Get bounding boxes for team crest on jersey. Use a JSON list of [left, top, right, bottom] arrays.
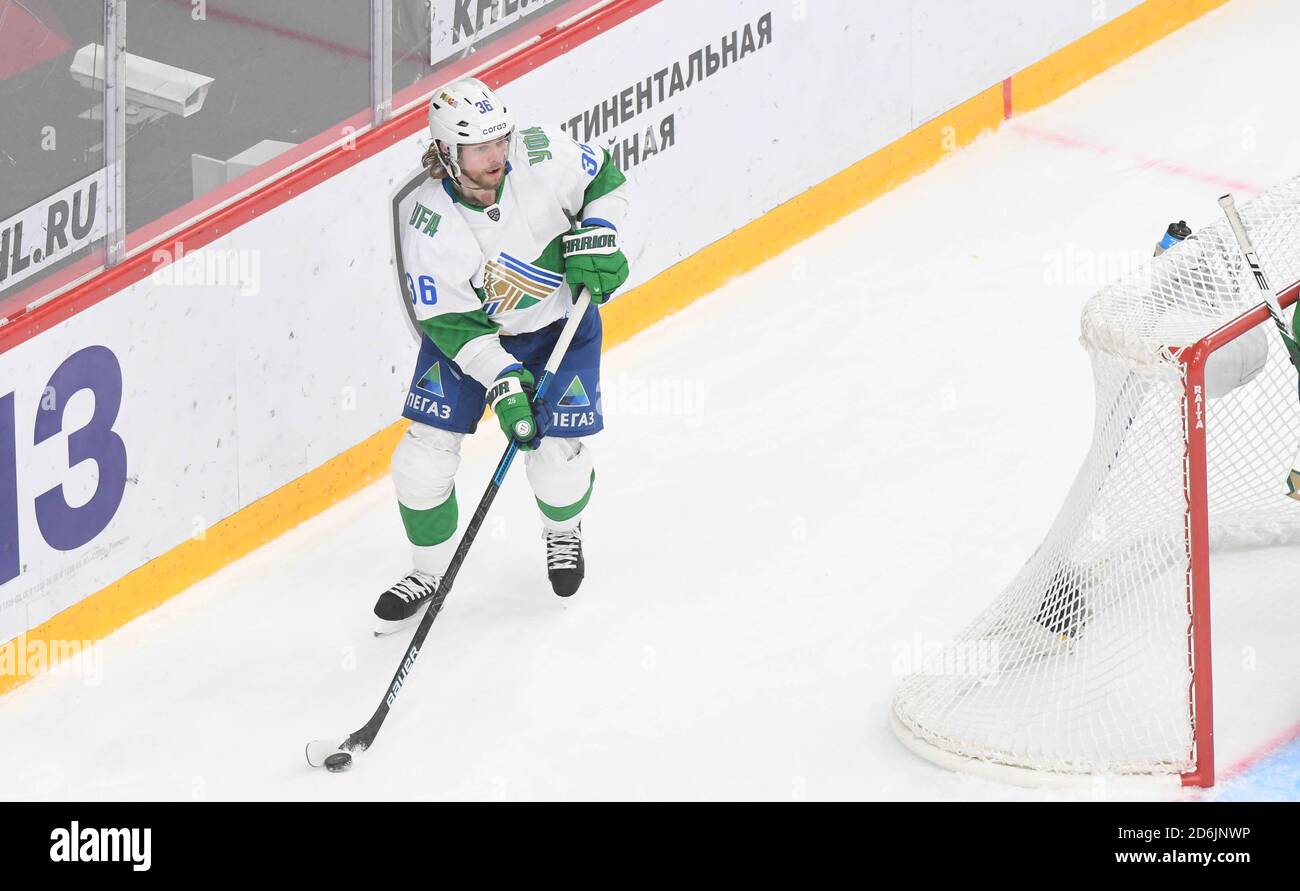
[[416, 360, 445, 397], [481, 252, 563, 316], [486, 205, 501, 222], [557, 375, 590, 407]]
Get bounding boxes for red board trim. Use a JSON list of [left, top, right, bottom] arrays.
[[0, 0, 662, 354]]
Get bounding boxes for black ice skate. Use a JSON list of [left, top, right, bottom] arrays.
[[544, 524, 584, 597], [373, 570, 441, 636]]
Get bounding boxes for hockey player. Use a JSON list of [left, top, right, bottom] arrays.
[[374, 77, 629, 633]]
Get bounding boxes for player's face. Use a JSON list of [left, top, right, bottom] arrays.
[[459, 135, 511, 190]]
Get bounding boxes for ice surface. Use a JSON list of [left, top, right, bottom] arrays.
[[1, 0, 1297, 800]]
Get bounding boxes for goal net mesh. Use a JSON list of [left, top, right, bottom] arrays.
[[892, 177, 1300, 778]]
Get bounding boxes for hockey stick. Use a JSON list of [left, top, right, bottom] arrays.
[[305, 290, 594, 771], [1222, 193, 1300, 501], [1218, 193, 1300, 370]]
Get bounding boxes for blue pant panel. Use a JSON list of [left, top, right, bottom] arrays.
[[401, 303, 603, 438]]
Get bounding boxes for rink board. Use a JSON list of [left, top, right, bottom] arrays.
[[0, 0, 1231, 691]]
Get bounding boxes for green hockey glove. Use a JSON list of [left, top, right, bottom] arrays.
[[562, 224, 628, 304], [487, 365, 547, 450]]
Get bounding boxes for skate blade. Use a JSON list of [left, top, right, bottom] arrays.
[[372, 613, 422, 637]]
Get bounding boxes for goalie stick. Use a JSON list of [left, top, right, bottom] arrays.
[[1218, 193, 1300, 501], [1218, 193, 1300, 369], [305, 290, 594, 771]]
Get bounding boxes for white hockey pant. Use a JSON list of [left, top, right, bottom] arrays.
[[391, 422, 594, 576]]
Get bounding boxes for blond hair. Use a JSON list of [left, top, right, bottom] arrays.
[[422, 142, 448, 181]]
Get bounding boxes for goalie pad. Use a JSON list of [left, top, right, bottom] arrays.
[[1204, 323, 1268, 399]]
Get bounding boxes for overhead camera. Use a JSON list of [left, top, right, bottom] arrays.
[[70, 43, 214, 121]]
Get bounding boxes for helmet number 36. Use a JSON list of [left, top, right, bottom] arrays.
[[475, 99, 494, 113]]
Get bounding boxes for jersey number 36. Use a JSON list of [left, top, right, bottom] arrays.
[[406, 273, 437, 306], [579, 143, 598, 176]]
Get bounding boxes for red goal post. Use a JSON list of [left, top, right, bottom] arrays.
[[1181, 280, 1300, 787]]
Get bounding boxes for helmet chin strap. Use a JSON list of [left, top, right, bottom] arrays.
[[437, 140, 465, 188]]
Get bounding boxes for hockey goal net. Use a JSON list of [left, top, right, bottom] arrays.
[[891, 177, 1300, 788]]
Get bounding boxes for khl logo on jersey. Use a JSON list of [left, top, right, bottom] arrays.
[[481, 252, 562, 316]]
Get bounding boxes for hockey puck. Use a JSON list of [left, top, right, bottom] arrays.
[[324, 752, 353, 773]]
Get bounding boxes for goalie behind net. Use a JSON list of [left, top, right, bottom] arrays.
[[891, 176, 1300, 787]]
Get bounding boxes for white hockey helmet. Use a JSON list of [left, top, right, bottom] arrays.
[[427, 77, 514, 186]]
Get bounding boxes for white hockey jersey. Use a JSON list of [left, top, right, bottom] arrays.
[[397, 123, 628, 388]]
